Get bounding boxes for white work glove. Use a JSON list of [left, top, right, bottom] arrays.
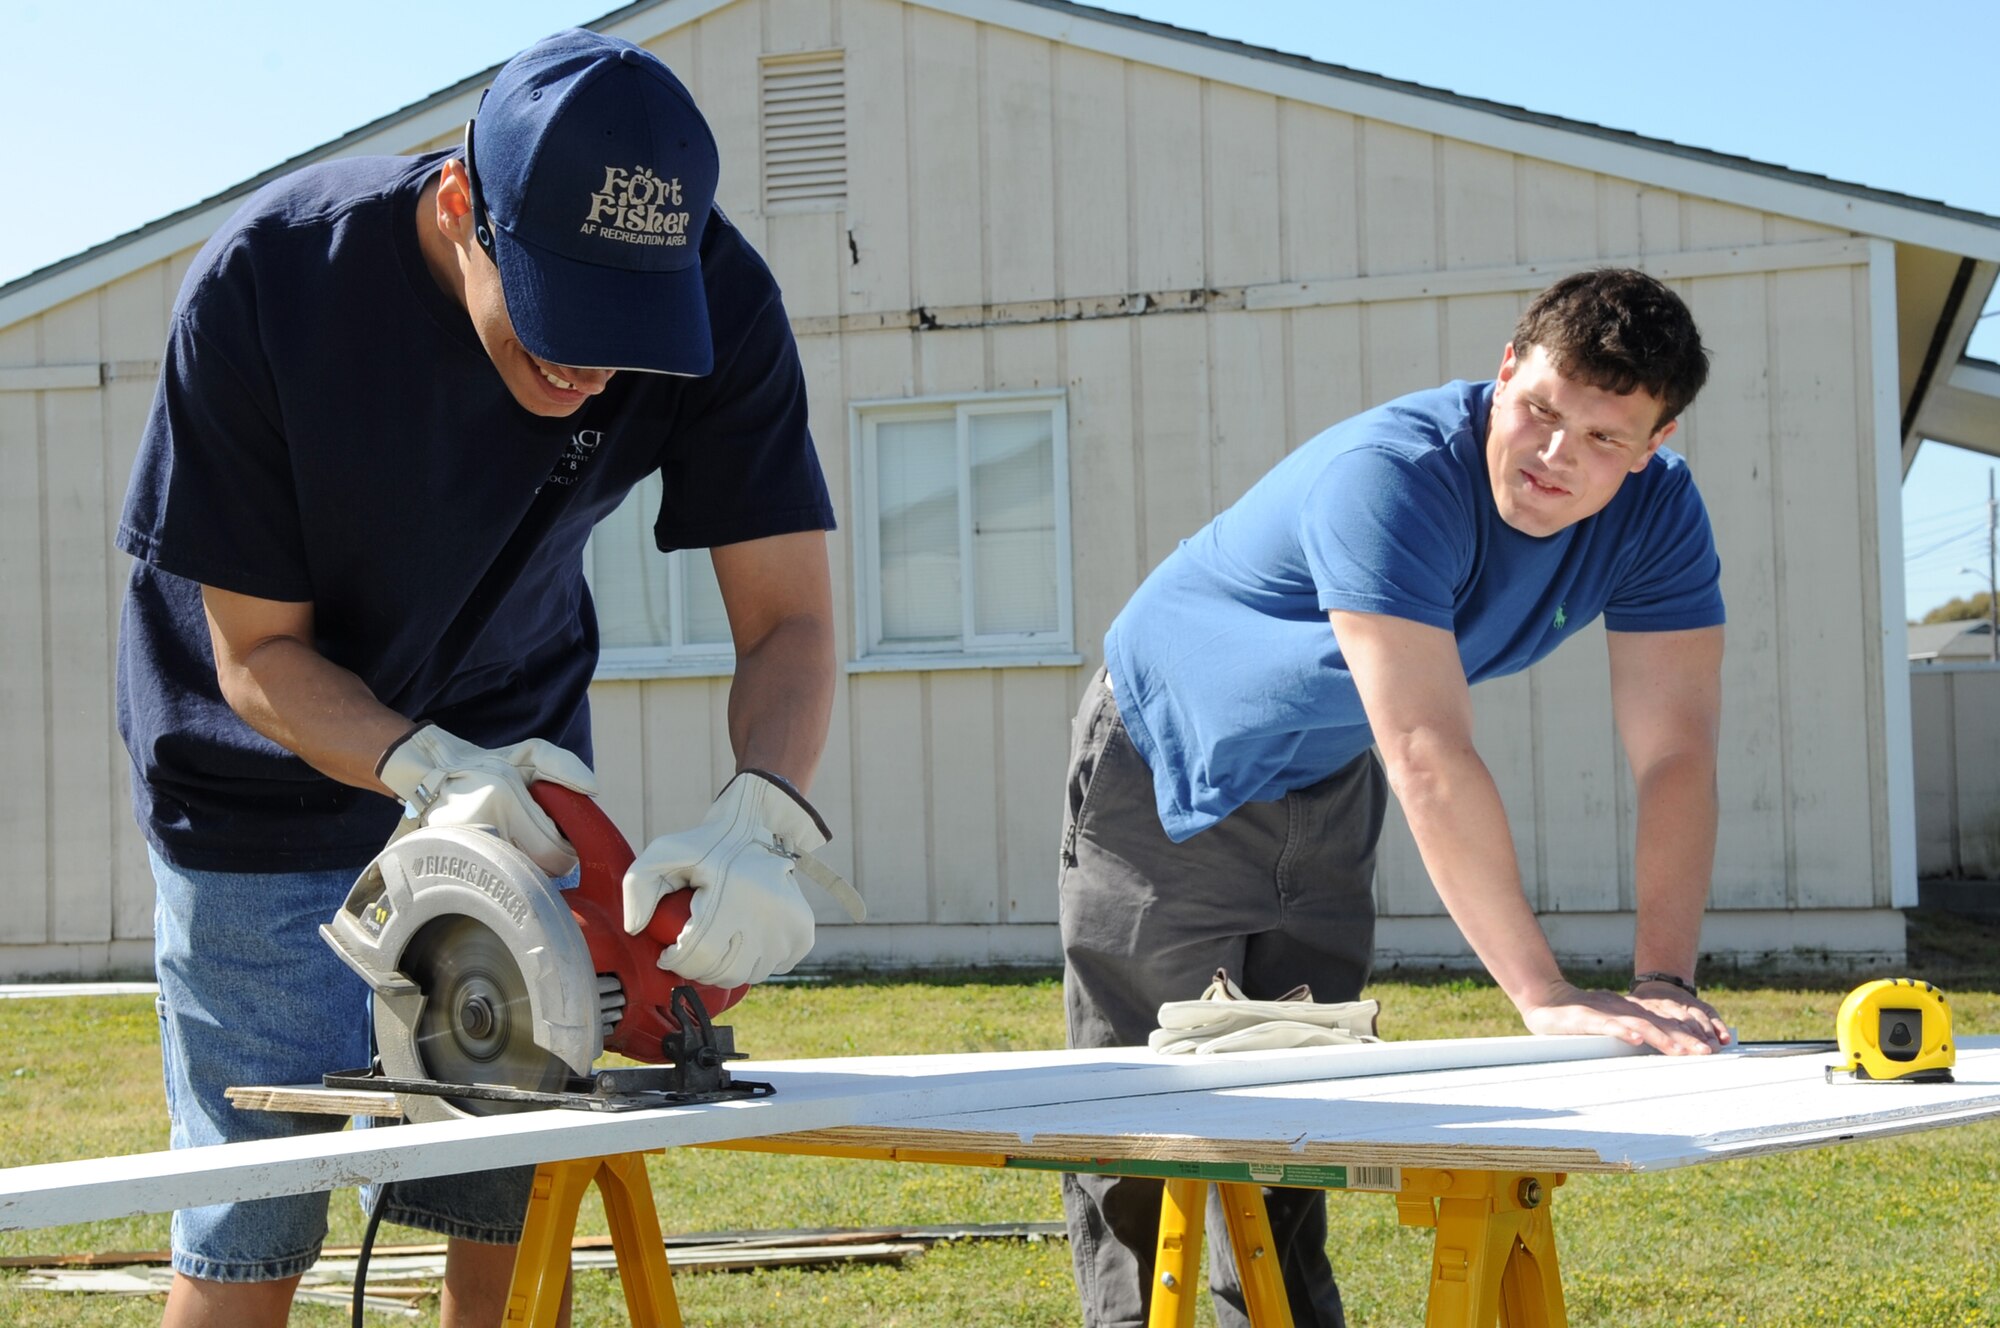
[[622, 770, 865, 988], [377, 723, 599, 876], [1150, 968, 1382, 1055]]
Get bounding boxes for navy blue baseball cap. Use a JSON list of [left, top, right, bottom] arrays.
[[465, 29, 718, 375]]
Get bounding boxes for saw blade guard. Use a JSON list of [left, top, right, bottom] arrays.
[[321, 822, 603, 1096], [527, 782, 748, 1062]]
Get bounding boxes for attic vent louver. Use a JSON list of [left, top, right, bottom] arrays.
[[761, 51, 847, 210]]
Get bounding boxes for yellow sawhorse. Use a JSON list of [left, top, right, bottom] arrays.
[[499, 1144, 1567, 1328]]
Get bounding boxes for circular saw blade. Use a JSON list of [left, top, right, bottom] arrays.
[[389, 914, 570, 1115]]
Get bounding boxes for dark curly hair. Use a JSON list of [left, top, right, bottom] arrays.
[[1512, 269, 1710, 428]]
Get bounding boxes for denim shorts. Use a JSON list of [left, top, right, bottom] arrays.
[[150, 847, 547, 1282]]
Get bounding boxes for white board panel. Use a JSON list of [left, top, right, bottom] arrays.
[[641, 678, 722, 843], [1134, 315, 1212, 570], [1059, 318, 1139, 655], [587, 680, 647, 846], [693, 0, 765, 237], [1051, 45, 1129, 298], [1358, 120, 1435, 275], [1205, 310, 1287, 509], [1907, 671, 1955, 877], [0, 389, 47, 944], [917, 326, 984, 397], [981, 27, 1057, 304], [1000, 667, 1070, 925], [1202, 83, 1280, 289], [1952, 673, 2000, 876], [928, 670, 1001, 923], [840, 0, 913, 312], [1439, 140, 1516, 270], [907, 6, 984, 310], [763, 0, 833, 51], [1286, 305, 1367, 451], [849, 674, 931, 922], [1768, 267, 1876, 906], [1126, 64, 1205, 293], [41, 297, 113, 946], [1684, 273, 1787, 908], [1277, 102, 1359, 284], [764, 210, 843, 320]]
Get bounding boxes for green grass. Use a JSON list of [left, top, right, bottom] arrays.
[[4, 916, 2000, 1326]]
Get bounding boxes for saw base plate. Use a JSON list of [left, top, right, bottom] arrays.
[[324, 1063, 775, 1113]]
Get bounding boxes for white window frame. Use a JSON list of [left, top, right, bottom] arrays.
[[850, 390, 1078, 672], [583, 498, 737, 681]]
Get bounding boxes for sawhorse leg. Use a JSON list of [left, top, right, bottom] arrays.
[[1396, 1169, 1567, 1328], [1148, 1180, 1295, 1328], [503, 1151, 682, 1328]]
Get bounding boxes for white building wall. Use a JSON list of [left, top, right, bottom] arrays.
[[0, 0, 1911, 977]]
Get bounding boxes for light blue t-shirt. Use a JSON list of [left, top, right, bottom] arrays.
[[1103, 379, 1724, 842]]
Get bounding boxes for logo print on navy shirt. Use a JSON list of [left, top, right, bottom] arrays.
[[1553, 604, 1568, 631], [579, 166, 691, 247], [541, 429, 606, 490]]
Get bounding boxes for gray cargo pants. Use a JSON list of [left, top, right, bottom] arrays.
[[1058, 667, 1387, 1328]]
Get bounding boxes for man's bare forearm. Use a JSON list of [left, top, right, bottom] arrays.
[[1630, 749, 1719, 981], [213, 635, 411, 795], [1386, 736, 1567, 1011], [726, 611, 835, 794]]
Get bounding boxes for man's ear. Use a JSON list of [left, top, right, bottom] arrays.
[[435, 160, 475, 229], [1496, 342, 1520, 384], [1634, 418, 1676, 473]]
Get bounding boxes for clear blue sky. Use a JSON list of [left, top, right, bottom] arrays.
[[3, 0, 1994, 618]]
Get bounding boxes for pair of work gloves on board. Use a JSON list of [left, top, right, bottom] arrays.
[[1151, 968, 1382, 1055], [378, 724, 862, 988]]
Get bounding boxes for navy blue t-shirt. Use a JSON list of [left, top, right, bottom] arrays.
[[116, 151, 835, 871], [1105, 380, 1724, 842]]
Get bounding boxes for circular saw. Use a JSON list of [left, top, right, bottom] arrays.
[[320, 784, 757, 1121]]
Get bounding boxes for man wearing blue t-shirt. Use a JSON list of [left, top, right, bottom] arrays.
[[117, 31, 840, 1328], [1059, 269, 1732, 1328]]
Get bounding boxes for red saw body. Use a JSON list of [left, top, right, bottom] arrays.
[[529, 782, 748, 1061]]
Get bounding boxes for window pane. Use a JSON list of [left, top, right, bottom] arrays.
[[591, 472, 671, 648], [876, 417, 961, 642], [969, 410, 1057, 636], [681, 547, 731, 646]]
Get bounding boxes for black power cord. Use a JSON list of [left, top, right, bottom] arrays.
[[351, 1180, 391, 1328]]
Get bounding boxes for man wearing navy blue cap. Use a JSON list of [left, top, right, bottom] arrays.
[[117, 29, 839, 1327]]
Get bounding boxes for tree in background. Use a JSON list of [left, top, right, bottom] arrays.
[[1921, 592, 1996, 625]]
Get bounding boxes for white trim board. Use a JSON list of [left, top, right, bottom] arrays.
[[0, 1035, 1645, 1232]]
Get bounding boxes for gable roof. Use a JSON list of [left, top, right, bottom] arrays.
[[6, 0, 2000, 333], [1910, 618, 1997, 661]]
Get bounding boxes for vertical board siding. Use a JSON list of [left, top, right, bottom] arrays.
[[929, 670, 1002, 922], [101, 265, 170, 940], [981, 28, 1058, 305], [906, 8, 984, 310], [1277, 103, 1360, 284], [1769, 265, 1877, 906], [1908, 670, 1955, 877], [0, 383, 48, 945], [40, 294, 115, 944], [1061, 317, 1139, 656], [1689, 272, 1789, 907], [1202, 85, 1281, 290], [1127, 65, 1205, 293], [1051, 46, 1129, 299], [1950, 673, 2000, 876], [839, 0, 912, 311]]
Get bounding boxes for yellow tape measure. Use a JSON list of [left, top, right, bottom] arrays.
[[1825, 978, 1955, 1084]]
